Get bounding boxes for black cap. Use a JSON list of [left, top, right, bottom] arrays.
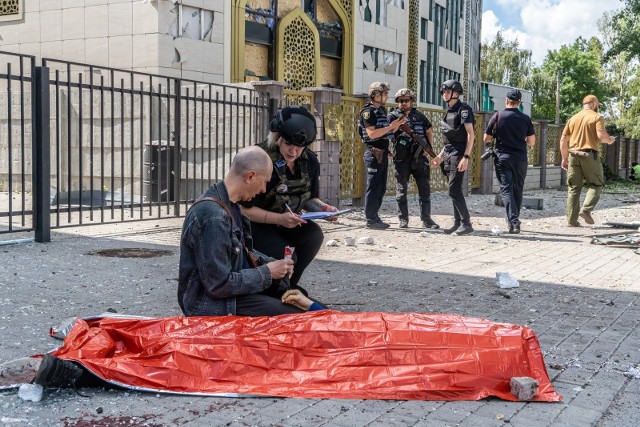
[[506, 89, 522, 101]]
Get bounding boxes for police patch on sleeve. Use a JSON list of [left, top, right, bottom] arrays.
[[460, 109, 469, 119], [363, 111, 370, 120]]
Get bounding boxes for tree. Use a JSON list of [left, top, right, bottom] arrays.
[[480, 31, 533, 88], [540, 37, 607, 123], [608, 0, 640, 62]]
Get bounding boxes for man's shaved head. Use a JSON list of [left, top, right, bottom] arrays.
[[230, 146, 272, 177]]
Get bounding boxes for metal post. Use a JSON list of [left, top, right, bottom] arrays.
[[173, 79, 182, 215], [33, 66, 51, 242], [538, 121, 549, 189]]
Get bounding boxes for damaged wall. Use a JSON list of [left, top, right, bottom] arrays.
[[0, 0, 228, 84]]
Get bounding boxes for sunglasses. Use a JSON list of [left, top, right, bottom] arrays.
[[397, 98, 412, 103]]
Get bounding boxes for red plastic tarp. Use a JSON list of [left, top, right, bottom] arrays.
[[52, 311, 562, 402]]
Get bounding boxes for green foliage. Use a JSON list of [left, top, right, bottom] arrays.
[[480, 31, 533, 88], [540, 37, 608, 123]]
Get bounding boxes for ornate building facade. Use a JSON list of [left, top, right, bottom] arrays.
[[0, 0, 482, 107]]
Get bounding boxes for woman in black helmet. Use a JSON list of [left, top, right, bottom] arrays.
[[431, 80, 475, 235], [241, 106, 338, 295]]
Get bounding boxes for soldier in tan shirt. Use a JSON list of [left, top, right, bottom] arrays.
[[560, 95, 616, 226]]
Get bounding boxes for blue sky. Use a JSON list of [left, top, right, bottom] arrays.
[[481, 0, 625, 66]]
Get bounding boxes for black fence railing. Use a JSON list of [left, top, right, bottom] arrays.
[[0, 51, 36, 236], [1, 52, 270, 241]]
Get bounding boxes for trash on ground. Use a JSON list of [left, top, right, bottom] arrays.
[[496, 272, 520, 289], [623, 366, 640, 379], [325, 240, 339, 247], [357, 236, 374, 245], [591, 234, 640, 246], [18, 383, 43, 402], [344, 237, 356, 246]]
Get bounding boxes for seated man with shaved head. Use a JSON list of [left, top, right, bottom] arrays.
[[178, 146, 323, 316]]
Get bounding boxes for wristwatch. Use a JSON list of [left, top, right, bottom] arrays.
[[463, 154, 470, 159]]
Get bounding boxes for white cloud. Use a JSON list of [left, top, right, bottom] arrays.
[[483, 0, 624, 66]]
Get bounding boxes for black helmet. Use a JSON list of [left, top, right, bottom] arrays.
[[269, 106, 316, 147], [440, 80, 463, 95]]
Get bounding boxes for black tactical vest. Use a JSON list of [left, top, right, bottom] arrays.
[[440, 103, 469, 146], [358, 103, 391, 150], [258, 141, 312, 213]]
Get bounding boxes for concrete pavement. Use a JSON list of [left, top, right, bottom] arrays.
[[0, 189, 639, 426]]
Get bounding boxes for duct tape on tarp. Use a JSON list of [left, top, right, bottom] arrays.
[[51, 311, 562, 402]]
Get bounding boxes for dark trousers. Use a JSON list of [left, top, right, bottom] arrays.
[[250, 220, 324, 290], [494, 158, 528, 226], [236, 294, 305, 316], [364, 149, 389, 222], [445, 152, 471, 225], [394, 157, 432, 221]]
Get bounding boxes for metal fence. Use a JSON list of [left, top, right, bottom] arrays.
[[0, 51, 35, 236], [0, 52, 270, 240]]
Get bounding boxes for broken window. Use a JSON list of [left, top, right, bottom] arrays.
[[168, 4, 215, 42], [363, 45, 402, 76]]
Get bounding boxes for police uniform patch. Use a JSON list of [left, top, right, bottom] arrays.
[[276, 183, 288, 193], [461, 109, 469, 119], [363, 111, 370, 120]]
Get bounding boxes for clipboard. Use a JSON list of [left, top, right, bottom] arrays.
[[299, 209, 352, 220]]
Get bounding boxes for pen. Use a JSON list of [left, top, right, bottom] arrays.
[[284, 204, 302, 227]]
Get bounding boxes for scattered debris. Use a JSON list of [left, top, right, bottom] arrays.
[[510, 376, 539, 400], [496, 413, 505, 420], [18, 383, 43, 402], [591, 234, 640, 246], [387, 244, 397, 249], [496, 272, 520, 289], [325, 240, 339, 247], [368, 281, 378, 286], [357, 236, 375, 245], [623, 366, 640, 379], [491, 225, 503, 235], [344, 237, 356, 246], [419, 231, 431, 238], [549, 363, 566, 370]]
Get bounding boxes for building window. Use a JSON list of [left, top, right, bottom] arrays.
[[363, 45, 402, 76], [0, 0, 22, 23], [420, 18, 427, 40]]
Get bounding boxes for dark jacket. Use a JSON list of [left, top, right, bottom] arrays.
[[178, 181, 273, 316]]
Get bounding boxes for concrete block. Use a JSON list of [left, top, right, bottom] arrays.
[[133, 1, 159, 35], [40, 9, 63, 42], [41, 41, 63, 59], [109, 1, 133, 37], [63, 0, 85, 8], [62, 7, 85, 40], [85, 5, 108, 39], [20, 12, 41, 44], [62, 38, 86, 63], [495, 194, 543, 210], [25, 0, 41, 13], [510, 376, 539, 400], [84, 37, 109, 67], [132, 34, 159, 68], [41, 1, 62, 12], [108, 35, 133, 69]]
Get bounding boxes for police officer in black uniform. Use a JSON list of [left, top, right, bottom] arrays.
[[432, 80, 475, 235], [388, 88, 439, 229], [358, 82, 406, 229], [483, 89, 535, 234], [241, 106, 338, 293]]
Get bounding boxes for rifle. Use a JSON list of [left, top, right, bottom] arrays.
[[394, 112, 437, 159]]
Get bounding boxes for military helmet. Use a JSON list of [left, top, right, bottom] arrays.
[[269, 106, 316, 147], [368, 81, 391, 99], [440, 79, 464, 95], [394, 88, 417, 102]]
